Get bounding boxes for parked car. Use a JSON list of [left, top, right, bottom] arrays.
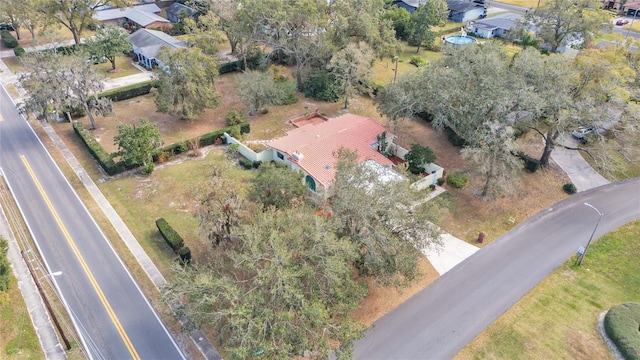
[[571, 126, 593, 144], [616, 19, 629, 26], [85, 55, 108, 65], [0, 24, 15, 31]]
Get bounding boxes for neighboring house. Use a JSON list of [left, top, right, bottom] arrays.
[[392, 0, 428, 13], [446, 0, 486, 22], [94, 4, 170, 30], [128, 29, 187, 69], [165, 3, 199, 23], [469, 13, 523, 38], [623, 1, 640, 16]]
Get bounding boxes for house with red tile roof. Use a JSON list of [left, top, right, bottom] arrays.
[[224, 113, 444, 195], [266, 113, 396, 193]]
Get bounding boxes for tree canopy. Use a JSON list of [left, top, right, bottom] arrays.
[[527, 0, 609, 52], [19, 50, 111, 129], [155, 47, 220, 120], [113, 118, 163, 174], [408, 0, 449, 52], [85, 26, 132, 71], [38, 0, 130, 45]]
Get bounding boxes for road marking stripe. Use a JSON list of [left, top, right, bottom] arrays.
[[20, 154, 141, 360], [0, 114, 3, 121]]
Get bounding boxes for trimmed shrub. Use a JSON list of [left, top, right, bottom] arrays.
[[140, 163, 155, 175], [428, 184, 436, 191], [436, 177, 445, 186], [252, 160, 262, 169], [0, 237, 10, 291], [301, 70, 340, 102], [73, 122, 124, 175], [447, 171, 469, 189], [155, 218, 184, 252], [280, 93, 299, 105], [228, 125, 242, 139], [54, 44, 86, 55], [1, 30, 18, 48], [13, 47, 25, 57], [446, 127, 467, 147], [98, 80, 157, 102], [240, 122, 250, 134], [516, 152, 541, 173], [409, 55, 426, 67], [63, 104, 87, 119], [239, 157, 253, 169], [563, 183, 577, 194], [217, 52, 265, 75], [604, 302, 640, 360], [199, 130, 227, 147], [225, 109, 247, 126], [177, 247, 192, 265]]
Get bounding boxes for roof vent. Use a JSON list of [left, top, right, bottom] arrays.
[[292, 152, 304, 161], [324, 165, 331, 170]]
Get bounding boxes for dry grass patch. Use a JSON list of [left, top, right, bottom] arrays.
[[351, 257, 440, 326], [1, 57, 22, 73], [4, 83, 21, 99]]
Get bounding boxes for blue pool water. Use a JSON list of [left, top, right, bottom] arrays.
[[444, 35, 478, 45]]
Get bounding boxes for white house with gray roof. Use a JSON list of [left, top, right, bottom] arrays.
[[94, 4, 169, 29], [469, 13, 522, 38], [128, 29, 187, 69]]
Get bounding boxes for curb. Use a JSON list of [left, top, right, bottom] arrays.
[[597, 310, 625, 360], [41, 123, 222, 359]]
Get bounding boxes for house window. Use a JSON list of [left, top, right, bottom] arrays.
[[277, 152, 284, 160]]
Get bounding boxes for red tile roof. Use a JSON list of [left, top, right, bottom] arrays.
[[267, 114, 394, 187]]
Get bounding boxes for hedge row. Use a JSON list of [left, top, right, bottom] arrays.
[[516, 151, 541, 173], [217, 52, 265, 75], [156, 218, 192, 264], [97, 80, 158, 102], [153, 122, 250, 162], [75, 120, 250, 175], [604, 302, 640, 360], [0, 30, 17, 48], [155, 218, 184, 251], [73, 122, 124, 175]]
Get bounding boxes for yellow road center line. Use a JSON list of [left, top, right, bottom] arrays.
[[20, 155, 140, 360]]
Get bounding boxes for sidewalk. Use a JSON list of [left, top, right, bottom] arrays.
[[40, 124, 222, 359], [0, 199, 66, 360], [0, 57, 221, 358]]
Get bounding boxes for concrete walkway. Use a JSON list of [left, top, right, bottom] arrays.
[[551, 136, 610, 192]]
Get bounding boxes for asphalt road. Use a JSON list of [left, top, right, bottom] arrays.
[[354, 178, 640, 359], [0, 87, 185, 358]]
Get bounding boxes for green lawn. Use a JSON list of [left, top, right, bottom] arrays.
[[98, 148, 257, 271], [94, 56, 142, 79], [0, 55, 140, 79], [0, 268, 43, 359], [456, 220, 640, 360]]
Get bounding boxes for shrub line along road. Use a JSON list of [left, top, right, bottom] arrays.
[[353, 177, 640, 359], [0, 85, 186, 359]]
